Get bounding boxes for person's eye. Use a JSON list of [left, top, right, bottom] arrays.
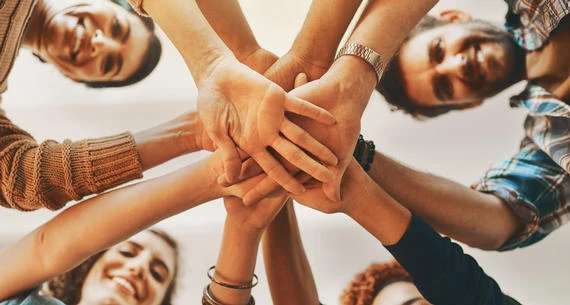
[[150, 268, 166, 283], [434, 38, 445, 63], [439, 75, 453, 101], [119, 250, 135, 257], [111, 18, 122, 38], [103, 55, 115, 74]]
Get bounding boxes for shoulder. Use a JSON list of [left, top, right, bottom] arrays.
[[0, 288, 65, 305]]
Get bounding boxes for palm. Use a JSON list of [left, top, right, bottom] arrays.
[[224, 196, 288, 230], [197, 58, 338, 195]]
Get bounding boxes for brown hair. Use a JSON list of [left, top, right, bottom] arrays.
[[45, 229, 179, 305], [340, 261, 412, 305]]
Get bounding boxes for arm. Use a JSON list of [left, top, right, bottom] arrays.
[[243, 0, 439, 204], [263, 0, 363, 90], [292, 160, 518, 305], [365, 149, 523, 250], [207, 196, 288, 304], [130, 0, 338, 194], [262, 200, 320, 305], [0, 109, 210, 211], [0, 150, 257, 301]]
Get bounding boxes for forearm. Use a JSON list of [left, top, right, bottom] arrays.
[[262, 201, 320, 305], [368, 151, 523, 250], [142, 0, 234, 84], [291, 0, 363, 67], [210, 214, 263, 305], [196, 0, 261, 65], [134, 111, 211, 171], [0, 156, 223, 300]]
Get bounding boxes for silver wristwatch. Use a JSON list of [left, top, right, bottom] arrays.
[[335, 43, 384, 83]]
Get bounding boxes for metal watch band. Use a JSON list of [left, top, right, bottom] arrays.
[[335, 43, 384, 83]]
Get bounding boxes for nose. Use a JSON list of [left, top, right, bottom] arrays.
[[90, 29, 120, 57], [125, 256, 149, 279], [436, 52, 467, 79]]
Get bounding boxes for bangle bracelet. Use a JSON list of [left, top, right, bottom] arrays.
[[336, 43, 384, 83], [203, 284, 255, 305], [207, 266, 259, 290]]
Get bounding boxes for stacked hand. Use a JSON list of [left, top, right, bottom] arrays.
[[197, 55, 339, 196]]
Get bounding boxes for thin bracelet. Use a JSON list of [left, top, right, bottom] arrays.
[[207, 266, 259, 290], [203, 284, 255, 305]]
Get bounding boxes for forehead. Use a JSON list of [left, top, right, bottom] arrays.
[[115, 231, 177, 273], [371, 281, 424, 305]]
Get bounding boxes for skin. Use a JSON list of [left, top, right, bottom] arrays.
[[79, 231, 176, 305], [23, 0, 151, 83], [397, 11, 525, 108], [371, 281, 429, 305]]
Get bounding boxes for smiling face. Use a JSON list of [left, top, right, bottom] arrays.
[[79, 231, 177, 305], [38, 0, 151, 83], [398, 19, 524, 108]]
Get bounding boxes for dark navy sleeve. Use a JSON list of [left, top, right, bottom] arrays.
[[385, 214, 521, 305]]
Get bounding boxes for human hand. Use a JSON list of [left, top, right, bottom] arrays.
[[242, 63, 375, 204], [263, 49, 330, 91], [197, 56, 338, 195], [291, 159, 371, 214], [224, 195, 289, 231]]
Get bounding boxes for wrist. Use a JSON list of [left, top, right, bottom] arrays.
[[289, 43, 335, 73], [225, 215, 266, 236], [194, 52, 237, 87]]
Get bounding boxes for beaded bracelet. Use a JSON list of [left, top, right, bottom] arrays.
[[207, 266, 259, 290], [202, 284, 255, 305], [353, 134, 366, 163], [363, 139, 376, 172]]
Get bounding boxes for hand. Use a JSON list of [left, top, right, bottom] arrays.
[[224, 196, 289, 231], [198, 56, 338, 195], [291, 159, 370, 214], [242, 64, 375, 204], [263, 49, 330, 91]]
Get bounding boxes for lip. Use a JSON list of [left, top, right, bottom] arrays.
[[463, 43, 485, 89], [112, 275, 141, 301]]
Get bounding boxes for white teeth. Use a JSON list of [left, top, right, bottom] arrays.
[[72, 26, 84, 55], [476, 50, 484, 63], [113, 277, 136, 296]]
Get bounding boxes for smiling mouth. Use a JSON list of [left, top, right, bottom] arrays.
[[70, 22, 85, 62], [112, 276, 139, 301]]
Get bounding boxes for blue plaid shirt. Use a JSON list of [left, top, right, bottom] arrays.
[[472, 0, 570, 250]]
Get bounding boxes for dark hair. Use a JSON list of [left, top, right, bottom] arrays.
[[376, 16, 483, 119], [83, 0, 162, 88], [45, 229, 179, 305], [341, 261, 412, 305]]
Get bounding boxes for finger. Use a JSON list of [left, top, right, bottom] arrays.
[[283, 95, 336, 125], [322, 159, 350, 202], [280, 120, 338, 165], [252, 150, 306, 195], [215, 138, 242, 184], [271, 137, 334, 183], [243, 176, 285, 206], [239, 157, 264, 180], [294, 73, 308, 88]]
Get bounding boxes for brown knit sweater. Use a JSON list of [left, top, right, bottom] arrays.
[[0, 0, 143, 211]]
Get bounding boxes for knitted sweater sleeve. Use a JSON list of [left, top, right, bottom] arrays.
[[0, 108, 143, 211]]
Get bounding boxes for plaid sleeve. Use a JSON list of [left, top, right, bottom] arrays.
[[472, 138, 570, 251], [512, 85, 570, 175]]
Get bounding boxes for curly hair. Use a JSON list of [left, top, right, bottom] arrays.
[[45, 229, 179, 305], [340, 261, 412, 305]]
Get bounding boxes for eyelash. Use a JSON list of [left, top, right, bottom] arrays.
[[151, 268, 165, 282], [103, 55, 114, 74], [434, 38, 444, 63]]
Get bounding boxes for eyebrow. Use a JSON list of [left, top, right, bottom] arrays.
[[432, 76, 446, 102], [401, 297, 423, 305], [113, 55, 123, 77]]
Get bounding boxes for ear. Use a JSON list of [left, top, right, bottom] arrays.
[[436, 9, 473, 23], [458, 100, 483, 110]]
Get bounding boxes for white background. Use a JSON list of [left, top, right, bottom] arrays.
[[1, 0, 568, 304]]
